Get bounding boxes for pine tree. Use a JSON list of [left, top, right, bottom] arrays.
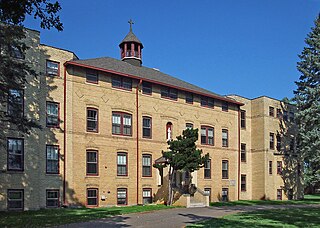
[[294, 15, 320, 192], [154, 128, 209, 205]]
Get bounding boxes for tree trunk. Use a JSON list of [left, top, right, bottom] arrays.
[[167, 166, 174, 205]]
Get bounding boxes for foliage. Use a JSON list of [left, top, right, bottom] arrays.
[[0, 0, 63, 142], [188, 207, 320, 227], [155, 128, 209, 205], [294, 15, 320, 190], [0, 204, 176, 228]]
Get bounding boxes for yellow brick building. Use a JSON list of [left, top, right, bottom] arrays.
[[0, 26, 302, 210]]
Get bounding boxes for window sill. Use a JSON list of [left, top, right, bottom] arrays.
[[85, 175, 100, 178], [116, 176, 129, 179]]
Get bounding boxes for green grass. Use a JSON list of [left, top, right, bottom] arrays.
[[0, 204, 175, 228], [210, 194, 320, 207], [188, 208, 320, 227]]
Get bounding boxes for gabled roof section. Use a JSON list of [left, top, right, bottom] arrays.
[[65, 57, 243, 105]]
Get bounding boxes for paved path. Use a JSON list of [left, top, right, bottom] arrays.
[[59, 204, 320, 228]]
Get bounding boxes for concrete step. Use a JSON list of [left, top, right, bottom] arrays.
[[188, 203, 206, 208]]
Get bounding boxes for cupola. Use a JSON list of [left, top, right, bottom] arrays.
[[119, 19, 143, 67]]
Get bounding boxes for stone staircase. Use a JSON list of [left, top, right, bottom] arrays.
[[189, 187, 209, 208]]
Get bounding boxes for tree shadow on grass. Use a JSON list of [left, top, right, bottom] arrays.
[[186, 208, 320, 227]]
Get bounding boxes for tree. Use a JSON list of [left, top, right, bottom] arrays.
[[0, 0, 63, 142], [154, 128, 209, 205], [294, 15, 320, 193]]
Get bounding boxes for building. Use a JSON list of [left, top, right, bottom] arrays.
[[0, 24, 302, 211]]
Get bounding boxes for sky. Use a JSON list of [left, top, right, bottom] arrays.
[[24, 0, 320, 100]]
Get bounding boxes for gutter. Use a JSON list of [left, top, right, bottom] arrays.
[[136, 79, 142, 205]]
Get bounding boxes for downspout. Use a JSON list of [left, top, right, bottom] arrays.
[[63, 66, 67, 205], [136, 79, 142, 205], [237, 106, 241, 200]]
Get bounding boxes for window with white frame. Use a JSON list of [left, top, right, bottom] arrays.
[[117, 188, 127, 205], [7, 138, 24, 171], [46, 102, 59, 127], [142, 188, 152, 204], [46, 145, 59, 174], [112, 112, 132, 136]]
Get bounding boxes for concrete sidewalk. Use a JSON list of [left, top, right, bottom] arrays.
[[58, 204, 320, 228]]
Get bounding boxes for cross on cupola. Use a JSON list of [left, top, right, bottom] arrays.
[[128, 19, 134, 31], [119, 19, 144, 67]]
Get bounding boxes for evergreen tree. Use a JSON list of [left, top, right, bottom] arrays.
[[154, 128, 209, 205], [294, 15, 320, 192], [0, 0, 63, 143]]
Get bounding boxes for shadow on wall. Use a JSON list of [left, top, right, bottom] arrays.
[[277, 102, 304, 200], [0, 28, 79, 210]]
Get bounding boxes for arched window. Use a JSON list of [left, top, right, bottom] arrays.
[[166, 122, 173, 141]]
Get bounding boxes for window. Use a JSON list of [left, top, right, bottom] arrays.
[[112, 76, 132, 90], [87, 150, 98, 175], [270, 133, 275, 150], [7, 89, 23, 117], [86, 70, 98, 83], [46, 102, 59, 127], [221, 188, 228, 202], [161, 86, 178, 100], [283, 111, 288, 121], [185, 92, 193, 104], [222, 101, 228, 111], [204, 159, 211, 179], [46, 60, 59, 76], [222, 129, 228, 147], [46, 190, 59, 208], [201, 126, 214, 145], [241, 175, 246, 192], [276, 134, 281, 152], [87, 108, 98, 132], [87, 188, 98, 206], [11, 46, 25, 59], [269, 161, 273, 174], [277, 161, 282, 175], [112, 112, 132, 136], [240, 110, 246, 129], [201, 96, 214, 108], [186, 123, 193, 129], [142, 117, 152, 138], [166, 122, 173, 140], [143, 188, 152, 204], [277, 189, 282, 200], [269, 106, 274, 117], [117, 188, 127, 205], [222, 160, 229, 179], [7, 138, 24, 171], [142, 154, 152, 177], [276, 108, 282, 118], [117, 153, 127, 176], [241, 143, 246, 162], [204, 188, 211, 202], [142, 81, 152, 95], [46, 145, 59, 174], [270, 133, 276, 150], [289, 112, 294, 122], [7, 189, 24, 210]]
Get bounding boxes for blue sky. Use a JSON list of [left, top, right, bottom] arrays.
[[24, 0, 320, 100]]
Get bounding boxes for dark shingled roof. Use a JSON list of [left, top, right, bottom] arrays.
[[66, 57, 242, 105], [120, 31, 143, 47]]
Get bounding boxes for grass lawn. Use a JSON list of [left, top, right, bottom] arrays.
[[0, 204, 175, 228], [188, 208, 320, 227], [210, 194, 320, 207]]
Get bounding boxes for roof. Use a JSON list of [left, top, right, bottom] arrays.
[[120, 31, 143, 47], [65, 57, 243, 105]]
